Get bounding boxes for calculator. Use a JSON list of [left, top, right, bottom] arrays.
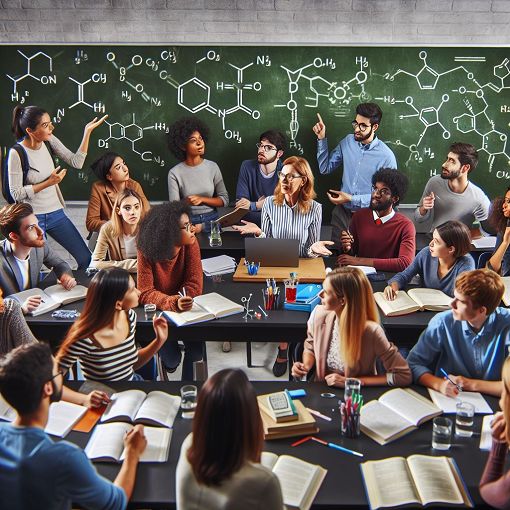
[[267, 391, 295, 419]]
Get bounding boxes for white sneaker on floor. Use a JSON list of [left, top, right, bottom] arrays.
[[222, 341, 232, 352]]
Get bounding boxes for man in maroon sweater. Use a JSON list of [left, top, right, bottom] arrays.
[[338, 168, 415, 272]]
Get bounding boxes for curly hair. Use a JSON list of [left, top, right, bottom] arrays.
[[488, 187, 510, 234], [137, 200, 192, 262], [166, 117, 210, 161], [372, 168, 408, 206], [273, 156, 316, 214]]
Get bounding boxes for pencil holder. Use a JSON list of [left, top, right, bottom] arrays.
[[245, 260, 260, 276], [262, 287, 280, 310], [340, 402, 361, 439]]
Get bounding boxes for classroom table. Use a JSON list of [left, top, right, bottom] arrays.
[[63, 380, 499, 509]]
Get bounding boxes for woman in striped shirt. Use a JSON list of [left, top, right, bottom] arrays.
[[57, 267, 168, 381], [233, 156, 333, 376]]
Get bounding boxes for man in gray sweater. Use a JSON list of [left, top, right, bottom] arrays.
[[414, 142, 490, 234]]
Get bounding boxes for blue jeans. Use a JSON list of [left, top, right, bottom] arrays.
[[36, 209, 91, 269], [159, 341, 205, 380], [191, 210, 218, 234]]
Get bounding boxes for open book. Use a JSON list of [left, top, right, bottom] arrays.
[[361, 455, 473, 509], [374, 288, 451, 317], [427, 389, 493, 414], [85, 422, 171, 463], [261, 452, 327, 510], [8, 284, 87, 316], [216, 207, 248, 228], [0, 394, 86, 438], [480, 414, 495, 450], [163, 292, 244, 326], [101, 390, 181, 428], [360, 388, 441, 445]]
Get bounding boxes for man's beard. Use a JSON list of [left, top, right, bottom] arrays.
[[440, 168, 461, 180], [258, 153, 278, 165], [354, 127, 373, 142], [370, 197, 392, 212]]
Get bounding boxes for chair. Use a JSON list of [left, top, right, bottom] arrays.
[[289, 341, 315, 382], [477, 251, 492, 269]]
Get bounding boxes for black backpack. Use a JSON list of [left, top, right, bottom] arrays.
[[1, 141, 55, 204]]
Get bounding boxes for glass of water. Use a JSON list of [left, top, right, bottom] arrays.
[[432, 417, 453, 450], [144, 303, 156, 321], [344, 378, 361, 401], [180, 384, 198, 419], [209, 221, 222, 247], [456, 402, 475, 437]]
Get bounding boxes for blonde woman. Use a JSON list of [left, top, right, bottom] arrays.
[[480, 357, 510, 508], [291, 267, 412, 387], [90, 189, 146, 273], [234, 156, 332, 375]]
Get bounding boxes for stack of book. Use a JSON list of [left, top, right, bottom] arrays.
[[257, 392, 318, 440], [284, 284, 322, 312], [201, 255, 237, 277]]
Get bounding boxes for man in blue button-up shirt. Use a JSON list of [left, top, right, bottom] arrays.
[[407, 269, 510, 397], [313, 103, 397, 250]]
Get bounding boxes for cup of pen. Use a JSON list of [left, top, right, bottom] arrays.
[[245, 259, 260, 276], [339, 391, 362, 439], [284, 274, 298, 303], [262, 284, 280, 310]]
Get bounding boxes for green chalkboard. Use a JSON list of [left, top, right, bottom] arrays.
[[1, 45, 509, 214]]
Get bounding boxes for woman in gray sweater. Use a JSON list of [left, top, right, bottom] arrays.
[[167, 117, 228, 233]]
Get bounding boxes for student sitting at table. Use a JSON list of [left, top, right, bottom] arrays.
[[486, 186, 510, 276], [57, 267, 169, 381], [407, 269, 509, 397], [291, 267, 412, 387], [233, 156, 333, 376], [338, 168, 416, 272], [0, 203, 77, 314], [176, 368, 283, 510], [384, 220, 475, 300], [137, 200, 204, 380], [167, 116, 229, 233], [479, 357, 510, 508], [90, 188, 147, 273], [86, 151, 150, 233], [0, 287, 36, 356], [0, 342, 147, 510]]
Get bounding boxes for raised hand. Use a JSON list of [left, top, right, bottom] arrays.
[[312, 112, 326, 140]]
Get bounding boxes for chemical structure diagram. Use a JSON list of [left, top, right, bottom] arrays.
[[276, 56, 370, 153], [378, 51, 510, 173]]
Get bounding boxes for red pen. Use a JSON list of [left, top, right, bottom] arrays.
[[291, 435, 313, 447]]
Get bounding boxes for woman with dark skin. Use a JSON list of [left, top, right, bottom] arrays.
[[487, 186, 510, 276]]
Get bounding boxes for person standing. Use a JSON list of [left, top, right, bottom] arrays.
[[313, 103, 397, 248]]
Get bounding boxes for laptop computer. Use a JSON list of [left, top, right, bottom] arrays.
[[244, 238, 300, 267]]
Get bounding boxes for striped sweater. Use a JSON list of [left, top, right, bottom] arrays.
[[58, 309, 138, 381]]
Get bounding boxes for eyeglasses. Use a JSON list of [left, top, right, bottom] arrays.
[[277, 171, 303, 183], [256, 143, 277, 153], [49, 370, 63, 382], [371, 186, 392, 197], [352, 120, 372, 132], [180, 222, 193, 232]]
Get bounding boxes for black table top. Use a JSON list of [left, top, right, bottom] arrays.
[[63, 381, 499, 509]]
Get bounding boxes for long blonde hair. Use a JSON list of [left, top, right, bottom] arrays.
[[273, 156, 316, 214], [501, 357, 510, 444], [110, 188, 146, 238], [326, 267, 380, 367]]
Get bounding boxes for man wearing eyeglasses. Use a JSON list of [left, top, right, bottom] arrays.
[[338, 168, 416, 272], [313, 103, 397, 249], [0, 342, 147, 510], [235, 130, 286, 226]]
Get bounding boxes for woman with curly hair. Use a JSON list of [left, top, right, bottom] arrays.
[[167, 117, 228, 233], [137, 200, 204, 380], [86, 151, 150, 233], [487, 187, 510, 276], [233, 156, 332, 376]]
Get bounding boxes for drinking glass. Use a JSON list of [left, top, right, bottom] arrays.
[[432, 417, 452, 450], [456, 402, 475, 437], [209, 221, 222, 247], [180, 384, 198, 419], [344, 378, 361, 401], [284, 280, 298, 302]]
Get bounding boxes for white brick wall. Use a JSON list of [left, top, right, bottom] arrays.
[[1, 0, 509, 44]]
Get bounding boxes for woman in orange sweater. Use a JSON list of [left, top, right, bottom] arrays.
[[137, 200, 204, 380]]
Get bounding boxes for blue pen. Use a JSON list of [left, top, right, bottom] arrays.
[[311, 436, 363, 457], [439, 368, 462, 392]]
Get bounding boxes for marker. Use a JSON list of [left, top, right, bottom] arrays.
[[310, 436, 363, 458], [182, 287, 187, 297], [291, 435, 312, 447], [440, 368, 462, 392], [257, 305, 268, 318], [306, 407, 332, 422]]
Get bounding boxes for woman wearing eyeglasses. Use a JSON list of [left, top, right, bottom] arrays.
[[233, 156, 332, 376], [167, 117, 228, 233], [486, 187, 510, 276], [137, 200, 204, 380]]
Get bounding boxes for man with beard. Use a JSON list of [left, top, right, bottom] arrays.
[[0, 342, 147, 510], [338, 168, 415, 272], [0, 202, 76, 313], [235, 130, 286, 226], [414, 142, 490, 233], [313, 103, 397, 248]]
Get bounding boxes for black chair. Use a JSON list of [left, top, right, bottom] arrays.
[[477, 251, 492, 269], [289, 341, 316, 382]]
